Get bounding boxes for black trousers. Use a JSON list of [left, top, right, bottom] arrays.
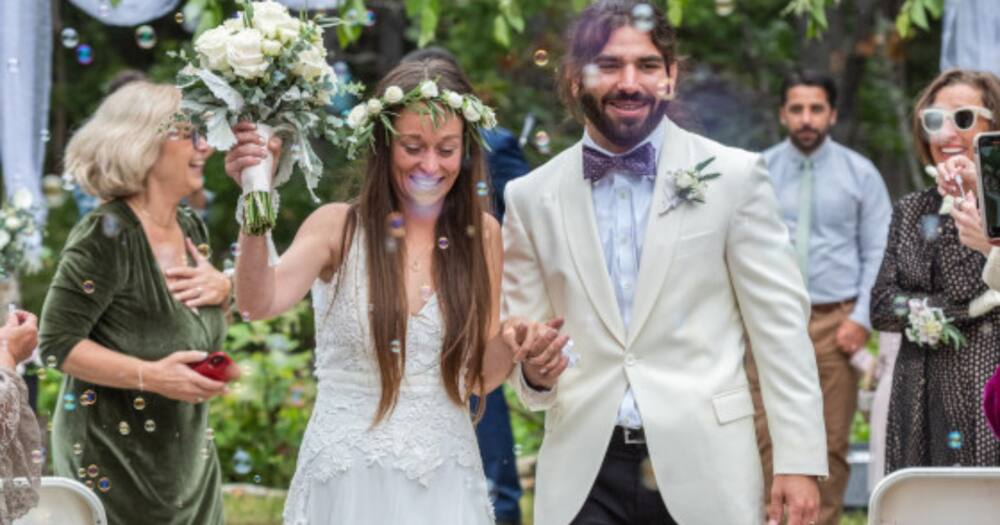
[[570, 427, 678, 525]]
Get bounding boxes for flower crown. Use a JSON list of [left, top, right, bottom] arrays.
[[343, 79, 498, 160]]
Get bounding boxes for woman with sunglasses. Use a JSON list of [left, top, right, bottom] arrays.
[[39, 81, 236, 524], [870, 69, 1000, 474]]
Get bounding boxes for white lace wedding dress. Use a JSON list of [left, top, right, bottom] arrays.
[[283, 232, 495, 525]]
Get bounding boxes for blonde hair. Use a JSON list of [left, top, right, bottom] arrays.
[[64, 81, 181, 200]]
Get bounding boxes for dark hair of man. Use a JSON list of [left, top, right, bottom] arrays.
[[779, 70, 838, 109], [557, 0, 677, 122]]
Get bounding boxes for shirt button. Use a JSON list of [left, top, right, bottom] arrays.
[[624, 353, 636, 366]]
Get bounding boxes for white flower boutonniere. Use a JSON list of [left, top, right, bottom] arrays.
[[660, 156, 720, 215]]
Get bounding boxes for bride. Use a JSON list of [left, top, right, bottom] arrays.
[[224, 58, 570, 524]]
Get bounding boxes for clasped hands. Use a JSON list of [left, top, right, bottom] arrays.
[[501, 317, 570, 390]]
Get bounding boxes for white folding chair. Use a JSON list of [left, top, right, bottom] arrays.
[[12, 477, 107, 525], [868, 467, 1000, 525]]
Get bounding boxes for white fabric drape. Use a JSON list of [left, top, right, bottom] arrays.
[[64, 0, 181, 27], [0, 0, 51, 215], [940, 0, 1000, 77]]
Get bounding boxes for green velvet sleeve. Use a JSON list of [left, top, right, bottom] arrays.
[[39, 211, 128, 368]]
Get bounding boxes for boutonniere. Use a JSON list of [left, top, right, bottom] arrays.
[[659, 156, 721, 215]]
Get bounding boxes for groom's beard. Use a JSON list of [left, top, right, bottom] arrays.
[[581, 89, 668, 150]]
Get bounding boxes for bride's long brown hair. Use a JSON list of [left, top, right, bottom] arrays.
[[340, 58, 493, 425]]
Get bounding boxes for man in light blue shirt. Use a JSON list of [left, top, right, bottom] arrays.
[[751, 70, 892, 525]]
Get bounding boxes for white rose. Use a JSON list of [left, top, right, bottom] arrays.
[[276, 18, 302, 43], [444, 90, 464, 109], [384, 86, 404, 104], [0, 230, 9, 250], [462, 103, 481, 123], [261, 38, 282, 57], [194, 25, 231, 71], [223, 18, 244, 32], [310, 65, 337, 105], [480, 107, 497, 128], [251, 1, 293, 38], [12, 189, 33, 210], [4, 217, 21, 230], [419, 80, 439, 99], [367, 99, 383, 116], [291, 46, 327, 82], [675, 170, 696, 189], [346, 103, 368, 129], [226, 28, 269, 79]]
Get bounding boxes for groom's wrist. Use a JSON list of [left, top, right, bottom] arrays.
[[522, 367, 552, 392]]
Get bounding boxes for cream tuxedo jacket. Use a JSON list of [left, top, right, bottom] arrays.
[[503, 118, 828, 525]]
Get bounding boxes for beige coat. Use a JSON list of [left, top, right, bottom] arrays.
[[503, 117, 828, 525]]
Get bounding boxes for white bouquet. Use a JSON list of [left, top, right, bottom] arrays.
[[172, 1, 361, 235], [0, 190, 37, 278], [901, 297, 965, 349]]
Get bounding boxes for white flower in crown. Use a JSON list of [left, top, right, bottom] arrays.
[[366, 98, 383, 116], [0, 231, 10, 250], [346, 103, 368, 129], [444, 90, 464, 109], [419, 80, 439, 99], [4, 216, 21, 230], [462, 102, 482, 123], [482, 107, 497, 129], [384, 85, 404, 104]]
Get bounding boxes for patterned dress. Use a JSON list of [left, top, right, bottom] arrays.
[[871, 188, 1000, 473]]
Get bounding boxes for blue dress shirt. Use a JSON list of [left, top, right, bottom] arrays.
[[763, 138, 892, 330], [582, 118, 667, 428]]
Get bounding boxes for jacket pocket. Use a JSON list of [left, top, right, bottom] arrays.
[[711, 386, 754, 424]]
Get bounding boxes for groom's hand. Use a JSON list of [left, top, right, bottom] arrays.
[[767, 474, 819, 525], [518, 318, 570, 390]]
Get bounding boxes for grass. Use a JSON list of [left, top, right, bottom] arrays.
[[223, 490, 869, 525]]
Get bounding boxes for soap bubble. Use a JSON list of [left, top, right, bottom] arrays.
[[437, 237, 450, 250], [135, 25, 157, 50], [948, 430, 963, 449], [532, 49, 549, 67], [118, 421, 130, 436], [80, 390, 97, 406], [61, 28, 80, 49], [98, 477, 111, 492], [144, 419, 156, 433], [133, 397, 146, 410], [76, 44, 93, 66], [390, 339, 401, 354]]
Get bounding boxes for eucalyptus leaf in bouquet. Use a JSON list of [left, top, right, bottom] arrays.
[[171, 0, 363, 235]]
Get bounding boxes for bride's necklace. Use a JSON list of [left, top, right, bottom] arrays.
[[407, 241, 435, 274]]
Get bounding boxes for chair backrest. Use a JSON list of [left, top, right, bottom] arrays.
[[11, 477, 107, 525], [868, 467, 1000, 525]]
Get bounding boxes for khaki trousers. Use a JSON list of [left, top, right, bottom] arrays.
[[747, 300, 859, 525]]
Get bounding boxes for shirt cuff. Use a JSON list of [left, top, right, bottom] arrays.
[[848, 307, 872, 332], [512, 362, 557, 411]]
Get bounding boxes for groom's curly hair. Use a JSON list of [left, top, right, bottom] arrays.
[[557, 0, 678, 122]]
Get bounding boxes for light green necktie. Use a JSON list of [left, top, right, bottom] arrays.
[[796, 158, 813, 278]]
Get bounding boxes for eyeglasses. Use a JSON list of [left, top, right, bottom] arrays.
[[919, 106, 994, 134], [166, 125, 203, 148]]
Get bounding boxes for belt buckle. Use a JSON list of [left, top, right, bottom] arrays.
[[623, 427, 645, 445]]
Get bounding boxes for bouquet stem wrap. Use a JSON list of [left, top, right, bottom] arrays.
[[240, 123, 277, 235]]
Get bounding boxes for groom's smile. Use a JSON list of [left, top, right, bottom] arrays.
[[576, 25, 677, 152]]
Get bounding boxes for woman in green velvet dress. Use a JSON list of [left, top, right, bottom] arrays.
[[39, 81, 235, 525]]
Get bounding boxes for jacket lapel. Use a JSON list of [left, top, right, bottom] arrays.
[[559, 141, 627, 346], [627, 118, 693, 346]]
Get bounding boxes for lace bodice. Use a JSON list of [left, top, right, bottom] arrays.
[[297, 231, 482, 486], [0, 367, 41, 525]]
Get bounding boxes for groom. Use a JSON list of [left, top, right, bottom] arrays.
[[503, 2, 827, 524]]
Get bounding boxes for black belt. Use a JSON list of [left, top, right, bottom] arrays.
[[611, 425, 646, 446]]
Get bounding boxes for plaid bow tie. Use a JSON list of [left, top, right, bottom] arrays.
[[583, 142, 656, 182]]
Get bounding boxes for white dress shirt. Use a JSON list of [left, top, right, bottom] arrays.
[[582, 118, 667, 429]]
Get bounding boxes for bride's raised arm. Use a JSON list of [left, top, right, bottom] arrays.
[[225, 122, 349, 321]]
